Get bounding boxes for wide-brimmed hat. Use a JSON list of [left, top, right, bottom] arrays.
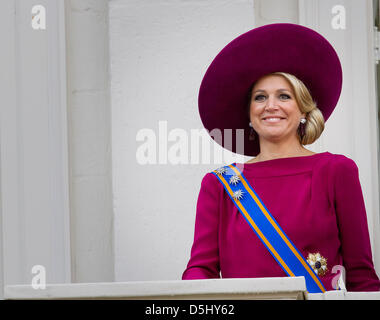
[[198, 23, 343, 157]]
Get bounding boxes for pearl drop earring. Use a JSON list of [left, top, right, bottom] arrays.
[[299, 118, 307, 137]]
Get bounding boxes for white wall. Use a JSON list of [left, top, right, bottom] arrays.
[[109, 0, 255, 281], [110, 0, 380, 282]]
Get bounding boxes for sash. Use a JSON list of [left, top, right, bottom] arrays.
[[212, 163, 326, 293]]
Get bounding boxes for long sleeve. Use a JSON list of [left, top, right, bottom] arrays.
[[333, 156, 380, 291], [182, 173, 221, 279]]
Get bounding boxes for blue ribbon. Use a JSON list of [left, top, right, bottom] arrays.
[[212, 164, 326, 293]]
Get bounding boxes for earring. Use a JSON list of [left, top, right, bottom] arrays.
[[299, 118, 306, 137], [249, 122, 256, 141]]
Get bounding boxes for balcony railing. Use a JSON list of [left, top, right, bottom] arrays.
[[4, 277, 380, 300]]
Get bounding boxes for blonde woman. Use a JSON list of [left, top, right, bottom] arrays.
[[182, 23, 380, 292]]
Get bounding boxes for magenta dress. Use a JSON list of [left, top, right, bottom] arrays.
[[182, 152, 380, 291]]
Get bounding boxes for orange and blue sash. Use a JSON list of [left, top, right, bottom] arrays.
[[212, 163, 326, 293]]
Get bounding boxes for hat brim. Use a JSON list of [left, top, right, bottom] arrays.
[[198, 23, 343, 157]]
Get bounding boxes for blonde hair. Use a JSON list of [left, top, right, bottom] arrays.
[[250, 72, 325, 145]]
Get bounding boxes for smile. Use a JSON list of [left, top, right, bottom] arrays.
[[262, 117, 286, 123]]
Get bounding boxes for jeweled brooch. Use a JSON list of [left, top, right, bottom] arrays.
[[232, 189, 244, 200], [214, 167, 227, 176], [229, 175, 241, 185], [307, 252, 328, 276]]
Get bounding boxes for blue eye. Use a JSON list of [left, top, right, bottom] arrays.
[[254, 94, 266, 101], [280, 94, 291, 99]]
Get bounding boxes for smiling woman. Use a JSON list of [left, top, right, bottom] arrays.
[[183, 23, 380, 292]]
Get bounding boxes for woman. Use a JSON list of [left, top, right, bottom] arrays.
[[182, 23, 380, 292]]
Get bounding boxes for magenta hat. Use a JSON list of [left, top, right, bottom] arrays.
[[198, 23, 343, 156]]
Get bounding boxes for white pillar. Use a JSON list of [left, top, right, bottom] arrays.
[[65, 0, 114, 282], [0, 0, 71, 286]]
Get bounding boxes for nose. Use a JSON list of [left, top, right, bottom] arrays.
[[265, 95, 279, 110]]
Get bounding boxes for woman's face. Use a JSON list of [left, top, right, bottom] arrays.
[[249, 75, 305, 143]]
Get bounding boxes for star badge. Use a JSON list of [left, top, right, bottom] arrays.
[[214, 167, 227, 176], [307, 252, 328, 276], [232, 189, 244, 200], [229, 175, 241, 186]]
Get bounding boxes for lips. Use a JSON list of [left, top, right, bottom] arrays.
[[262, 116, 286, 120]]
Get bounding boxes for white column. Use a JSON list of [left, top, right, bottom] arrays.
[[65, 0, 114, 282], [0, 0, 71, 285]]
